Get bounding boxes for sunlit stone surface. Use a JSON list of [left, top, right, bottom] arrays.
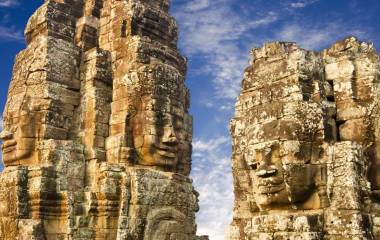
[[0, 0, 207, 239], [227, 37, 380, 240]]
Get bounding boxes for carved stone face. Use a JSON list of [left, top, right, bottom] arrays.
[[0, 110, 39, 166], [245, 124, 315, 210], [144, 207, 192, 240], [114, 65, 192, 174], [131, 95, 189, 172]]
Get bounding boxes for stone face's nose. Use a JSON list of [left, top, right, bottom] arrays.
[[0, 130, 13, 141], [162, 126, 178, 145], [255, 147, 278, 177]]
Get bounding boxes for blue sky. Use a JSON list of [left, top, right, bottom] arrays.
[[1, 0, 380, 239]]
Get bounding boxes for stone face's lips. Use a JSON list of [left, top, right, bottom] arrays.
[[2, 140, 17, 153], [256, 169, 277, 176], [155, 144, 178, 151], [155, 143, 178, 157], [257, 183, 285, 194], [257, 176, 283, 186], [257, 178, 285, 194], [156, 148, 177, 158]]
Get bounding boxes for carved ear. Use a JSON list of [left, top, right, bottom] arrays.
[[124, 105, 137, 147], [19, 96, 33, 114]]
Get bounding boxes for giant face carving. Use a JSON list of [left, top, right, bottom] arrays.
[[246, 139, 315, 210], [124, 65, 192, 174], [132, 96, 186, 171], [0, 100, 40, 167], [243, 106, 319, 210]]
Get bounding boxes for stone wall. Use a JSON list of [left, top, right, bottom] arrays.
[[227, 37, 380, 240]]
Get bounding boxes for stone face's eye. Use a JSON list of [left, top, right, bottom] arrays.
[[250, 162, 258, 170], [156, 112, 164, 125], [173, 116, 183, 130]]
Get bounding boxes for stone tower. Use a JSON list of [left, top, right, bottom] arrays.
[[227, 37, 380, 239], [0, 0, 206, 239]]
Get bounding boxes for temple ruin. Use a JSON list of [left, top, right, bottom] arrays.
[[0, 0, 207, 239], [227, 37, 380, 239]]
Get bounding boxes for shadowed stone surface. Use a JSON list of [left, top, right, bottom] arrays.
[[226, 37, 380, 240], [0, 0, 207, 239]]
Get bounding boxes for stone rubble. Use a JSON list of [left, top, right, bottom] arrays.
[[0, 0, 207, 239], [227, 37, 380, 240]]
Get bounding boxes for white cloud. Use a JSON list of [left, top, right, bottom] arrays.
[[276, 22, 369, 50], [191, 136, 233, 240], [174, 1, 278, 101], [184, 0, 211, 12], [0, 26, 23, 41], [290, 0, 318, 9], [290, 2, 307, 8], [0, 0, 18, 7], [277, 23, 327, 49], [193, 136, 229, 153]]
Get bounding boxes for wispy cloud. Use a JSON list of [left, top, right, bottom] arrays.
[[0, 0, 19, 7], [276, 22, 369, 50], [184, 0, 211, 12], [191, 136, 233, 240], [0, 26, 23, 41], [193, 136, 229, 153], [290, 0, 318, 9], [174, 0, 279, 101]]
